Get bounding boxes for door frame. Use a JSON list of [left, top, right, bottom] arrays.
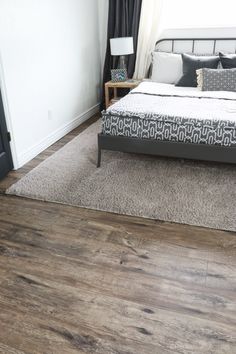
[[0, 51, 18, 169]]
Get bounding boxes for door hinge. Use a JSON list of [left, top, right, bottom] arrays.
[[7, 132, 11, 142]]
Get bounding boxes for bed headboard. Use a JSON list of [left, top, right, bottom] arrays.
[[155, 37, 236, 55]]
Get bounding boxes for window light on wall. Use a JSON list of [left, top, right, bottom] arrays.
[[160, 0, 236, 29]]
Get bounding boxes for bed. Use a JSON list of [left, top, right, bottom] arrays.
[[97, 37, 236, 167]]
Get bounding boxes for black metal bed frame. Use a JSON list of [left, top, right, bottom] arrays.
[[97, 37, 236, 167]]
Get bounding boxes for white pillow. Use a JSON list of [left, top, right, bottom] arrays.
[[151, 52, 183, 84]]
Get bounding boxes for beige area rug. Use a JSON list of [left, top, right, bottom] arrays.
[[7, 119, 236, 231]]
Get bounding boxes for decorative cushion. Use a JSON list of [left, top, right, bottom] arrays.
[[197, 68, 236, 92], [176, 53, 220, 87], [151, 52, 183, 84], [219, 52, 236, 69]]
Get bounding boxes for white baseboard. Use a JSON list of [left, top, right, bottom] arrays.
[[16, 103, 100, 169]]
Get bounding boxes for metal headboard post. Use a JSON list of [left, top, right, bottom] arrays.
[[155, 37, 236, 55]]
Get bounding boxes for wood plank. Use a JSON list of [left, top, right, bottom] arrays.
[[206, 261, 236, 291], [0, 222, 236, 328], [0, 113, 235, 353]]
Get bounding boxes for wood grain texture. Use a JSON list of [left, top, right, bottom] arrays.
[[0, 114, 236, 354]]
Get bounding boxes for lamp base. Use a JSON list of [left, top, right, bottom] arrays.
[[119, 55, 127, 70]]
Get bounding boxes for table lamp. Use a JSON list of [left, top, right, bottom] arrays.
[[110, 37, 134, 71]]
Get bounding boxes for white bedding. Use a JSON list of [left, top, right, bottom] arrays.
[[108, 82, 236, 122], [132, 81, 236, 101]]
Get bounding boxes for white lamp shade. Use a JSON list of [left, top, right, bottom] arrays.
[[110, 37, 134, 56]]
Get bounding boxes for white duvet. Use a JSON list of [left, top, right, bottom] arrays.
[[108, 82, 236, 122]]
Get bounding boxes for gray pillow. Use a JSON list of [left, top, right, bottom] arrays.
[[175, 53, 220, 87], [197, 68, 236, 92], [219, 52, 236, 69]]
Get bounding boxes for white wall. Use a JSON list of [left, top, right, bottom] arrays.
[[0, 0, 104, 168], [161, 0, 236, 30], [161, 27, 236, 40]]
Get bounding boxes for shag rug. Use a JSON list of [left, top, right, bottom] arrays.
[[7, 120, 236, 232]]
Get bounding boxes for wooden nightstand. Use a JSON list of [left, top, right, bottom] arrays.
[[105, 80, 141, 109]]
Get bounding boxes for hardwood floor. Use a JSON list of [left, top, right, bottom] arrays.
[[0, 114, 236, 354]]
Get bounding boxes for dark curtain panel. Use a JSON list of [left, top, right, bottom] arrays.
[[101, 0, 142, 107]]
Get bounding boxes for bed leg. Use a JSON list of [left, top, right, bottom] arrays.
[[97, 146, 101, 168]]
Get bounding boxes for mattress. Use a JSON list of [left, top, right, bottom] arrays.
[[102, 82, 236, 147]]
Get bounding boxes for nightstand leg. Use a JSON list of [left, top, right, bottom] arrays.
[[105, 85, 109, 109]]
